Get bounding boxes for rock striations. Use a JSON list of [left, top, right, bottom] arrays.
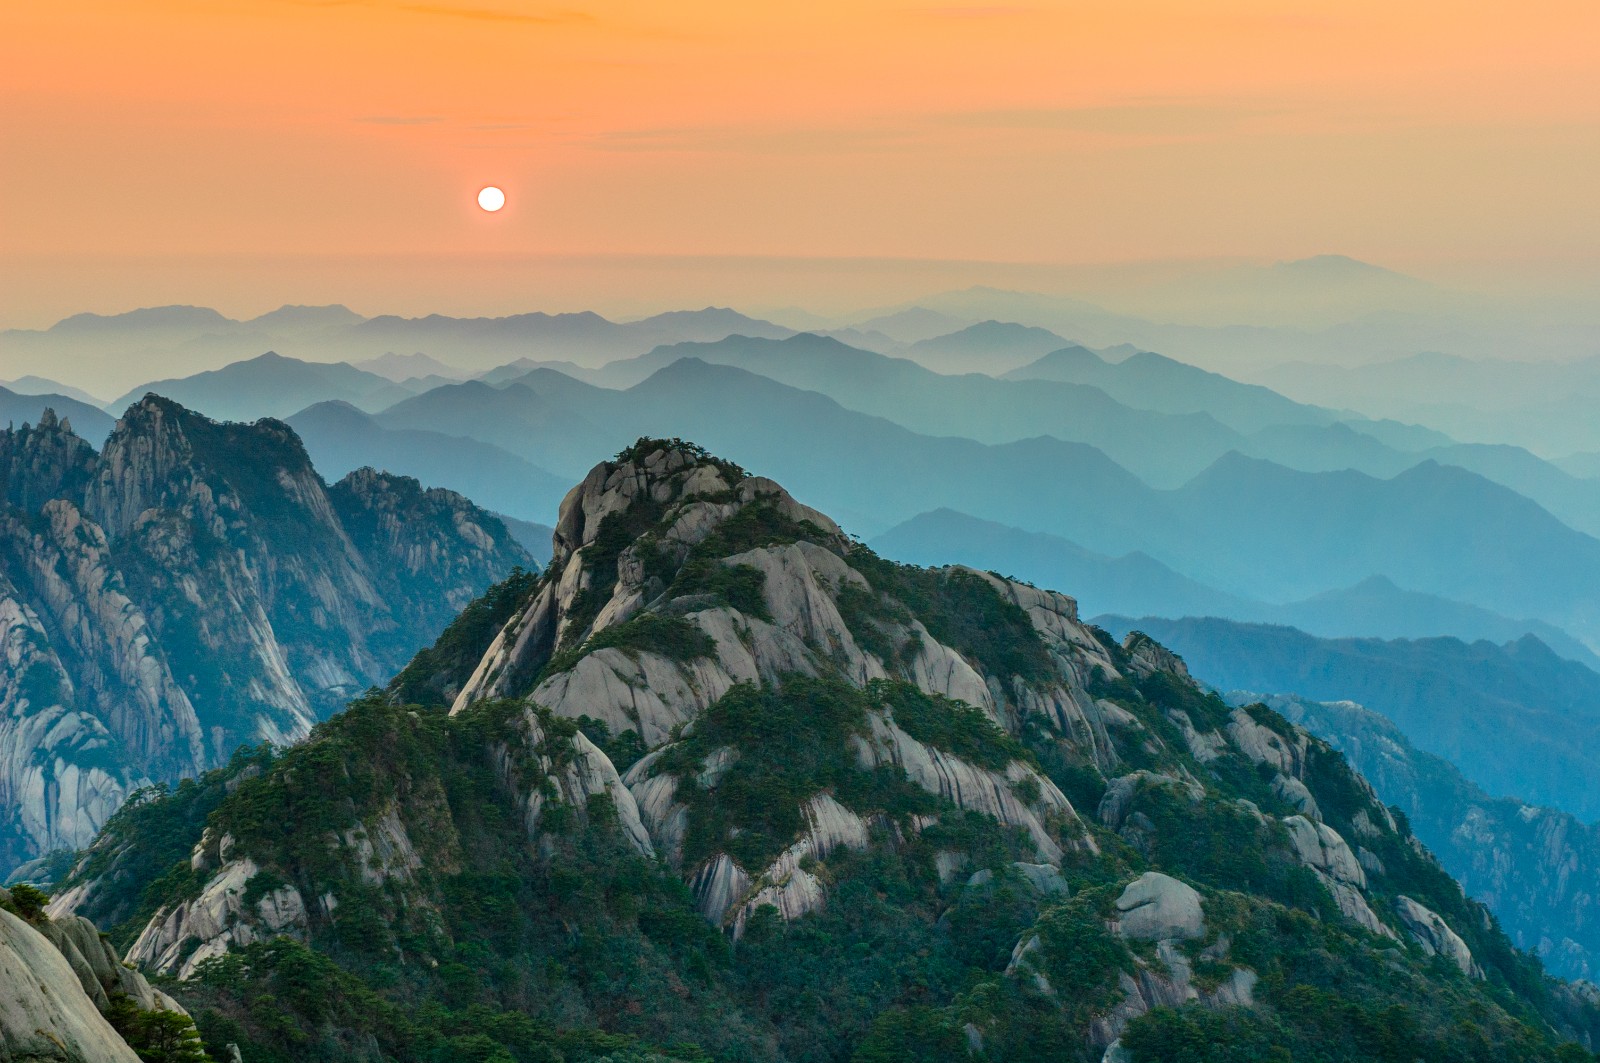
[[0, 398, 529, 872], [38, 440, 1600, 1062]]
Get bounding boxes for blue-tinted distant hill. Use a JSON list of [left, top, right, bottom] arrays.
[[871, 508, 1251, 620], [1096, 615, 1600, 821], [1005, 344, 1338, 432], [576, 332, 1247, 487], [287, 400, 571, 525], [875, 508, 1600, 669], [114, 352, 418, 423], [0, 303, 803, 393], [900, 320, 1075, 374], [374, 358, 1600, 646], [0, 386, 115, 443]]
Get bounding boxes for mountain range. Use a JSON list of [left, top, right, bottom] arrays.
[[872, 509, 1600, 670], [28, 439, 1600, 1063]]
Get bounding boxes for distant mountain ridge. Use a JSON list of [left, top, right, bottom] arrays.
[[0, 399, 530, 871], [874, 509, 1600, 669]]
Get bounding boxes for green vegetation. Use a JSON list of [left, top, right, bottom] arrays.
[[871, 680, 1028, 771], [668, 559, 769, 619], [614, 438, 746, 486], [661, 677, 942, 873], [847, 547, 1056, 685], [558, 501, 668, 655], [390, 567, 540, 707], [544, 613, 717, 678], [49, 446, 1600, 1062], [4, 881, 49, 920], [107, 997, 212, 1063]]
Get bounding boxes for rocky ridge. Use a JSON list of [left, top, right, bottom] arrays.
[[0, 398, 529, 871]]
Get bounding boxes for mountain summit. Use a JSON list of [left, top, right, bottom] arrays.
[[0, 398, 529, 870], [47, 439, 1600, 1062]]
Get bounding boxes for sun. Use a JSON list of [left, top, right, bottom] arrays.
[[477, 186, 505, 212]]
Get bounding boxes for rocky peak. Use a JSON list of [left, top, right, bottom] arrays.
[[0, 409, 97, 512], [0, 395, 531, 873]]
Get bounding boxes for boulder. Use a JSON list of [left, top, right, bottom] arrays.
[[1114, 872, 1205, 942]]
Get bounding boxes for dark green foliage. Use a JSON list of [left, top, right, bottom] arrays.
[[1029, 888, 1133, 1022], [17, 659, 65, 709], [871, 680, 1028, 771], [6, 881, 48, 920], [849, 1007, 968, 1063], [1123, 1006, 1291, 1062], [614, 438, 746, 486], [575, 717, 649, 774], [848, 547, 1055, 685], [669, 559, 769, 619], [1134, 784, 1337, 920], [833, 583, 919, 669], [390, 567, 540, 707], [119, 1006, 213, 1063], [58, 450, 1600, 1062], [559, 499, 668, 654], [54, 746, 277, 950], [664, 678, 943, 873], [545, 613, 717, 677]]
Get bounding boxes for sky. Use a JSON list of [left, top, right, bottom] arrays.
[[4, 1, 1599, 327]]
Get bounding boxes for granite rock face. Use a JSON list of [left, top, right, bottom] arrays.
[[0, 399, 530, 871], [0, 884, 180, 1062]]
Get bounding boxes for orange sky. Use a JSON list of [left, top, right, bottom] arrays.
[[3, 1, 1599, 325]]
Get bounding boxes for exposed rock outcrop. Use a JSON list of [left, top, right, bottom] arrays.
[[1397, 894, 1483, 978], [0, 398, 530, 871], [0, 907, 142, 1063], [1112, 871, 1206, 942]]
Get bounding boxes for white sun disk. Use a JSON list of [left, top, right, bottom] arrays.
[[477, 186, 505, 212]]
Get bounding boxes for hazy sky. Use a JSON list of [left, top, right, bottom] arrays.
[[4, 1, 1599, 327]]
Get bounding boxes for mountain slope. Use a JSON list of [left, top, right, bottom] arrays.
[[568, 332, 1246, 486], [1006, 345, 1337, 433], [1246, 691, 1600, 982], [0, 399, 530, 871], [49, 439, 1600, 1063], [901, 320, 1075, 374], [877, 510, 1600, 668], [871, 507, 1252, 620], [0, 385, 115, 443], [1095, 616, 1600, 821]]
